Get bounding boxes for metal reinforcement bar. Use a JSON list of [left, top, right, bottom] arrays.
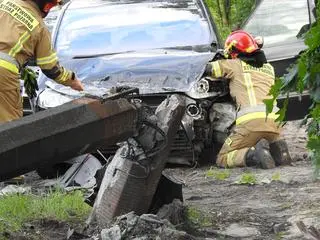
[[0, 97, 138, 181], [92, 94, 186, 227]]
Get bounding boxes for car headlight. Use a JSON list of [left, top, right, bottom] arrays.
[[195, 78, 210, 93]]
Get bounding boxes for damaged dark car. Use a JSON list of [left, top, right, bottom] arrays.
[[35, 0, 235, 167]]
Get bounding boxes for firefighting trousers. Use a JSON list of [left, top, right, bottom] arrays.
[[0, 88, 23, 123], [216, 117, 281, 168]]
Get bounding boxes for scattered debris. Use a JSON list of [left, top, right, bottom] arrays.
[[156, 199, 185, 226], [100, 211, 196, 240], [0, 185, 31, 196]]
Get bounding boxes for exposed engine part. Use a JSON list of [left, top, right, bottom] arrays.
[[181, 114, 195, 141], [130, 98, 142, 105], [209, 102, 237, 144], [186, 103, 202, 119], [185, 77, 229, 99]]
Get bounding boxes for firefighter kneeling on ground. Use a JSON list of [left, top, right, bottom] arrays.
[[0, 0, 84, 124], [0, 0, 84, 183], [205, 30, 292, 169]]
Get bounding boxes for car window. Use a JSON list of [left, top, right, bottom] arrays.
[[55, 0, 213, 58], [244, 0, 310, 47]]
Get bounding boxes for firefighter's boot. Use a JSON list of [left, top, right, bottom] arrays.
[[270, 139, 292, 166], [245, 139, 276, 169]]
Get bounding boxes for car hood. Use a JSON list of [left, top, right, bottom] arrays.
[[37, 50, 214, 108]]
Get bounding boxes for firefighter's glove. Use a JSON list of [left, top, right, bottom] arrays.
[[22, 68, 39, 99], [212, 49, 227, 61]]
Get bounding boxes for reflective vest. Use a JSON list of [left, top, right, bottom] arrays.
[[0, 0, 74, 88]]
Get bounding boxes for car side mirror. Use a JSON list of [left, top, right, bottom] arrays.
[[296, 23, 310, 39]]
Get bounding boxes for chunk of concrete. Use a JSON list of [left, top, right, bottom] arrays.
[[101, 225, 121, 240], [90, 95, 186, 228]]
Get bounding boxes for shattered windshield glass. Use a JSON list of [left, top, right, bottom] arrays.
[[55, 0, 213, 58], [244, 0, 309, 47]]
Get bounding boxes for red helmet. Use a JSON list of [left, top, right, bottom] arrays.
[[224, 30, 259, 59], [33, 0, 62, 17]]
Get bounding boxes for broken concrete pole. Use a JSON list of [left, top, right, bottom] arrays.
[[91, 95, 186, 227], [0, 97, 138, 181]]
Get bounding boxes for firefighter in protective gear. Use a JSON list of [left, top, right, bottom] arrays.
[[0, 0, 84, 123], [205, 30, 291, 169]]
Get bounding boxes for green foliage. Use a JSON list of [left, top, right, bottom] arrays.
[[0, 190, 91, 235], [205, 0, 256, 41], [21, 67, 39, 99], [265, 2, 320, 179], [235, 172, 257, 185], [205, 167, 231, 180], [229, 0, 256, 29]]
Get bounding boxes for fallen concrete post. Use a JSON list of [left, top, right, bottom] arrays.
[[0, 97, 138, 181], [91, 95, 186, 227]]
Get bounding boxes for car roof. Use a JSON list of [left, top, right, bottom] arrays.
[[67, 0, 201, 10]]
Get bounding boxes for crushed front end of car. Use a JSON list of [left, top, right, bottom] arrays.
[[34, 0, 237, 166]]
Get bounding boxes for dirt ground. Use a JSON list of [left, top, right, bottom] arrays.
[[2, 120, 319, 240], [170, 120, 320, 240]]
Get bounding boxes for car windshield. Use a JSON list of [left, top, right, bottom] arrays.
[[44, 7, 60, 33], [244, 0, 310, 47], [55, 0, 213, 58]]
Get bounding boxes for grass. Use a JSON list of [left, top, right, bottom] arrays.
[[272, 172, 281, 181], [187, 206, 212, 228], [235, 172, 257, 185], [0, 189, 91, 235], [275, 231, 286, 240], [205, 167, 231, 180]]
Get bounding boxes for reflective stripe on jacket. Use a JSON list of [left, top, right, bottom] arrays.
[[0, 0, 74, 90], [235, 104, 279, 125], [0, 52, 20, 74]]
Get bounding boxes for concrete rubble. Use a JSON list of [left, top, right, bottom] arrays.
[[100, 212, 196, 240], [100, 198, 199, 240]]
